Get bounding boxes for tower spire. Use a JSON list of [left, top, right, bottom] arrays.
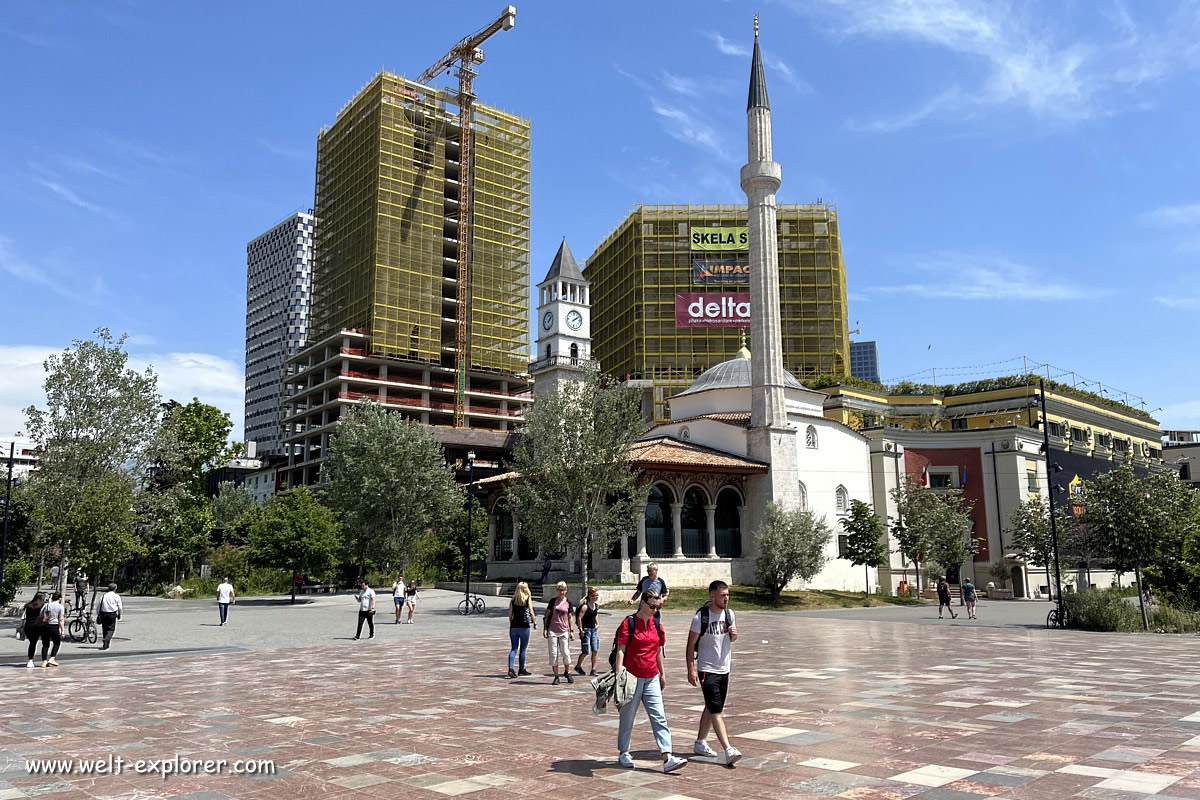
[[747, 15, 770, 111]]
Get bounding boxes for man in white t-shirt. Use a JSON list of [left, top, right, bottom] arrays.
[[216, 578, 236, 626], [391, 574, 406, 624], [354, 580, 376, 640], [685, 579, 741, 766]]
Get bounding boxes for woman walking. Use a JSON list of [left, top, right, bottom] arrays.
[[39, 592, 66, 667], [404, 581, 419, 623], [543, 581, 575, 685], [614, 589, 687, 773], [507, 581, 536, 678], [20, 592, 47, 669], [574, 586, 601, 677]]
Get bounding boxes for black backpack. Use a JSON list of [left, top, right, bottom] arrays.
[[608, 613, 663, 669], [693, 603, 732, 656]]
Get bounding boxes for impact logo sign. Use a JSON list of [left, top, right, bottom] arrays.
[[693, 258, 750, 284], [690, 226, 748, 251], [675, 293, 751, 327]]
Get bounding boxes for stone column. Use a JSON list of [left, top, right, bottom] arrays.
[[670, 502, 684, 558], [487, 514, 497, 562], [635, 506, 648, 560], [738, 505, 750, 557], [704, 504, 718, 557], [510, 517, 521, 561]]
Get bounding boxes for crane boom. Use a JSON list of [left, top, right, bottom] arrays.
[[413, 6, 516, 428]]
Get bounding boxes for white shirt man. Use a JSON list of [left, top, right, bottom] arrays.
[[686, 580, 741, 766], [354, 582, 377, 641], [98, 584, 123, 650], [216, 579, 236, 626]]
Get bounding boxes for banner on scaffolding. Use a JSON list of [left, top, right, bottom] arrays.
[[689, 226, 748, 251]]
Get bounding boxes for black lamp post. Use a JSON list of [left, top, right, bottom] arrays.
[[464, 449, 475, 609], [1, 440, 15, 596], [1038, 379, 1065, 624]]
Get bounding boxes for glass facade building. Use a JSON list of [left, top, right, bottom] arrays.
[[585, 204, 850, 421], [849, 340, 880, 384]]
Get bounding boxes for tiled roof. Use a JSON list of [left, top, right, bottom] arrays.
[[669, 412, 752, 428], [628, 437, 768, 473]]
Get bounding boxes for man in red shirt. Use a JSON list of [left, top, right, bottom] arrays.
[[614, 589, 687, 773]]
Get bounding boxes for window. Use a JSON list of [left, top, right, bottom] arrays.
[[798, 481, 809, 511], [1047, 421, 1065, 438], [1027, 470, 1039, 492], [1182, 463, 1192, 481], [837, 534, 849, 557], [805, 425, 818, 449], [929, 473, 952, 489], [951, 418, 968, 430], [835, 486, 848, 514], [1071, 427, 1088, 444]]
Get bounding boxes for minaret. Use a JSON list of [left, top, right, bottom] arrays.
[[742, 17, 800, 526]]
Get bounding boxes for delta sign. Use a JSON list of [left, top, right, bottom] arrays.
[[675, 293, 750, 328]]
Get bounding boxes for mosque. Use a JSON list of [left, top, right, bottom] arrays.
[[480, 22, 887, 591]]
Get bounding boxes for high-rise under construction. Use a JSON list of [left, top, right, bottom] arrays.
[[281, 72, 531, 487], [585, 204, 850, 422]]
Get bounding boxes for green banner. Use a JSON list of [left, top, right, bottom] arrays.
[[690, 226, 748, 251]]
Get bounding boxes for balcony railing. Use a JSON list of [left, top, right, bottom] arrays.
[[528, 355, 597, 373]]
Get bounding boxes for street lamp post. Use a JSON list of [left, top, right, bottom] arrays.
[[464, 449, 475, 610], [1, 441, 15, 598], [1038, 380, 1065, 625]]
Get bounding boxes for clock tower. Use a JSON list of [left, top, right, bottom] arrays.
[[532, 239, 592, 400]]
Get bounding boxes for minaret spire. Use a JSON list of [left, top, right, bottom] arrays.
[[748, 16, 770, 112]]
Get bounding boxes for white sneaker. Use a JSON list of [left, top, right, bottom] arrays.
[[694, 740, 718, 757], [26, 660, 34, 669], [724, 746, 743, 766], [663, 754, 687, 773], [618, 752, 634, 768]]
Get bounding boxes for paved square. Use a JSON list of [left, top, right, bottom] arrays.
[[6, 602, 1200, 799]]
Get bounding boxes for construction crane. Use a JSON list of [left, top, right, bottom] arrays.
[[414, 5, 517, 428]]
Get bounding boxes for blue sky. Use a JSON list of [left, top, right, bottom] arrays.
[[2, 0, 1199, 440]]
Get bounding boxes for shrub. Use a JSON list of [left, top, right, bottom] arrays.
[[755, 502, 832, 598], [207, 544, 250, 585], [1150, 605, 1200, 634], [1063, 588, 1141, 632]]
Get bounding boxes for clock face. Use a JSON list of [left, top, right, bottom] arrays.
[[566, 310, 583, 330], [542, 311, 554, 330]]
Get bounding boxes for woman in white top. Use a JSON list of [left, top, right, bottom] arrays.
[[40, 592, 66, 668], [391, 574, 406, 624]]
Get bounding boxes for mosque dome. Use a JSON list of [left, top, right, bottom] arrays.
[[675, 349, 805, 397]]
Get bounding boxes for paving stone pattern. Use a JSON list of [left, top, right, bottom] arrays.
[[5, 613, 1200, 799]]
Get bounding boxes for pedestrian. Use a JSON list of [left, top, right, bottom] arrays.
[[74, 570, 88, 611], [614, 588, 687, 774], [404, 581, 418, 623], [39, 592, 66, 668], [391, 573, 406, 624], [19, 592, 47, 669], [685, 580, 741, 766], [50, 564, 60, 589], [507, 580, 536, 678], [574, 586, 601, 677], [354, 579, 376, 640], [543, 581, 575, 685], [539, 553, 553, 586], [962, 577, 977, 620], [98, 583, 123, 650], [937, 576, 957, 619], [216, 577, 236, 626], [628, 562, 670, 620]]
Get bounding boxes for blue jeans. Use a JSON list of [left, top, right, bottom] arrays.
[[618, 675, 672, 755], [580, 627, 599, 654], [218, 603, 229, 624], [508, 627, 530, 671]]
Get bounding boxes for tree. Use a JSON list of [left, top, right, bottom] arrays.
[[506, 365, 644, 590], [410, 494, 488, 582], [892, 474, 974, 593], [149, 399, 237, 498], [889, 475, 932, 593], [245, 486, 340, 603], [839, 499, 887, 598], [1138, 469, 1200, 609], [23, 328, 160, 585], [323, 403, 460, 573], [754, 502, 832, 599], [211, 481, 254, 538]]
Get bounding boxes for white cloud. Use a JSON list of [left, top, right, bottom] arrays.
[[788, 0, 1200, 129], [1139, 203, 1200, 227], [258, 139, 310, 161], [36, 178, 115, 218], [648, 99, 736, 162], [706, 32, 814, 94], [706, 32, 749, 57], [0, 345, 244, 441], [0, 236, 96, 304], [872, 253, 1092, 300], [1153, 295, 1200, 310]]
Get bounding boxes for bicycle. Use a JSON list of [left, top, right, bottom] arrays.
[[1046, 604, 1070, 630], [68, 608, 98, 644], [457, 594, 486, 615]]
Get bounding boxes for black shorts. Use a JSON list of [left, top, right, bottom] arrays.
[[700, 671, 729, 714]]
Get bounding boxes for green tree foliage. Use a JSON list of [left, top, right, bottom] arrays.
[[244, 486, 340, 602], [148, 399, 236, 496], [207, 543, 250, 586], [211, 481, 254, 539], [839, 499, 888, 597], [754, 502, 832, 599], [410, 495, 488, 582], [891, 474, 974, 587], [323, 403, 460, 572], [23, 328, 160, 580], [506, 366, 645, 589]]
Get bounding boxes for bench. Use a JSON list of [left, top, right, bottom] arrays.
[[297, 584, 338, 595]]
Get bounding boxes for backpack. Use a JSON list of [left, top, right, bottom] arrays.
[[608, 614, 663, 669], [693, 603, 732, 656]]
